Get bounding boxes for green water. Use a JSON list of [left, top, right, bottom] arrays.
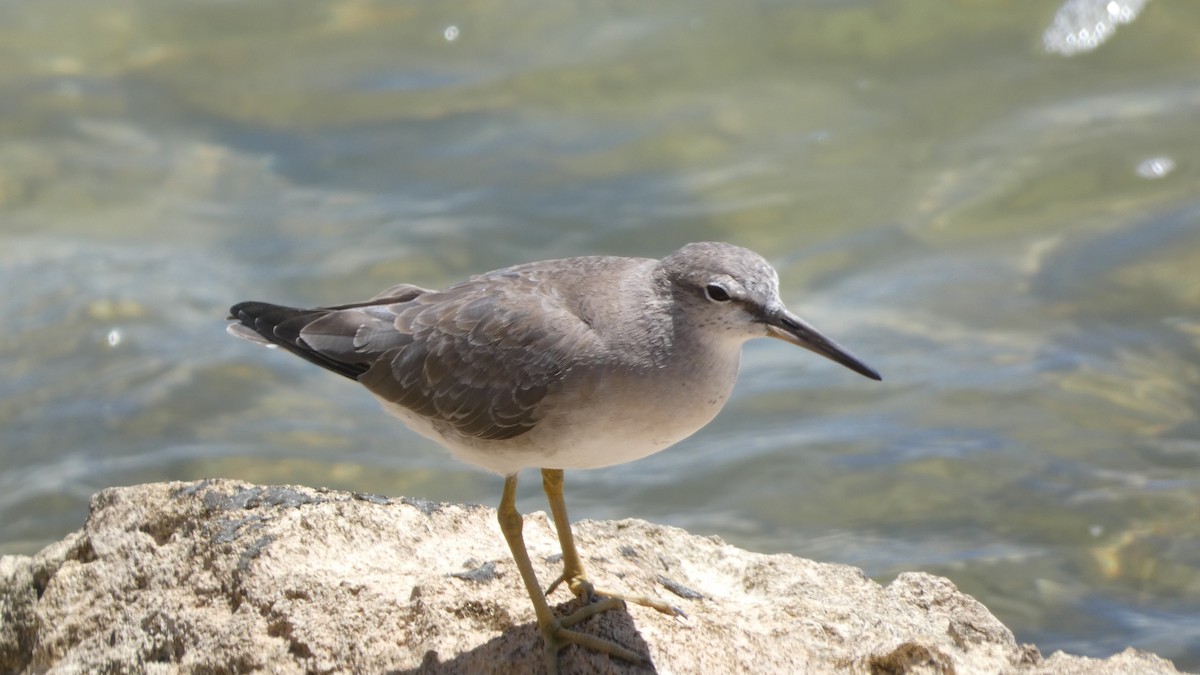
[[2, 0, 1198, 668]]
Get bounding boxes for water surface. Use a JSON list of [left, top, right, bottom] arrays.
[[2, 0, 1198, 668]]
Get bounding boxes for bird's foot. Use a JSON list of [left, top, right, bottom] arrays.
[[547, 572, 686, 618], [538, 601, 642, 675]]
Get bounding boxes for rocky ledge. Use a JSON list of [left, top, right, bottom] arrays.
[[0, 479, 1183, 674]]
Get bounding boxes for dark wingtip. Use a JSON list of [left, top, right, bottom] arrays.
[[226, 300, 367, 381], [229, 301, 270, 321], [228, 301, 254, 323]]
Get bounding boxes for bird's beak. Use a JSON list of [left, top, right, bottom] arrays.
[[765, 307, 882, 381]]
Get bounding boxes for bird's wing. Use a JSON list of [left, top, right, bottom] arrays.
[[292, 273, 600, 441], [228, 285, 435, 376]]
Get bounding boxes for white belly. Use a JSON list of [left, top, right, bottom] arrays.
[[377, 348, 742, 475]]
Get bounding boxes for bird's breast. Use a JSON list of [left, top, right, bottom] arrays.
[[513, 344, 743, 470]]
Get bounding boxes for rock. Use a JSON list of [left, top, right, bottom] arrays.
[[0, 479, 1184, 674]]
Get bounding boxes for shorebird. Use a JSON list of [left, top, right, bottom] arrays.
[[228, 241, 880, 673]]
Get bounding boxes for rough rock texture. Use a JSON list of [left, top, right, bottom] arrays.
[[0, 479, 1184, 674]]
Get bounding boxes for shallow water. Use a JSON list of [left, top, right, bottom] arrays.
[[2, 0, 1199, 668]]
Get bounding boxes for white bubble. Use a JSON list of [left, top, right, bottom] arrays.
[[1135, 156, 1175, 179], [1043, 0, 1148, 56], [107, 328, 122, 347], [1107, 1, 1137, 21], [444, 25, 459, 42]]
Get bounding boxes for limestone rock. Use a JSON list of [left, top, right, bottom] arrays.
[[0, 480, 1184, 674]]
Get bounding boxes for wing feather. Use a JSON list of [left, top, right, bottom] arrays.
[[322, 276, 597, 440], [230, 259, 637, 442]]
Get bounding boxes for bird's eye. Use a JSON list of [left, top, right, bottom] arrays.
[[704, 283, 731, 302]]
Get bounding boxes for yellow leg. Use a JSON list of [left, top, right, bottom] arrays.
[[541, 468, 684, 617], [541, 468, 592, 598], [497, 473, 642, 673]]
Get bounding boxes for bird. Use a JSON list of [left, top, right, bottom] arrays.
[[227, 241, 881, 673]]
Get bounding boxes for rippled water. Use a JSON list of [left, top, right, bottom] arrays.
[[3, 1, 1198, 669]]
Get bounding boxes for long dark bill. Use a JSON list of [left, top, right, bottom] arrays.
[[766, 308, 882, 381]]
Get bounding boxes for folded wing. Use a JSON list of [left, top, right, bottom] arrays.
[[228, 275, 597, 441]]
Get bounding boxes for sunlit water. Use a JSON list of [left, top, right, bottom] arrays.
[[2, 1, 1198, 669]]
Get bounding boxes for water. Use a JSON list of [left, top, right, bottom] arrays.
[[2, 0, 1198, 669]]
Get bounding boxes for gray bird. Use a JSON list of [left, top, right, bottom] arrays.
[[228, 241, 880, 673]]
